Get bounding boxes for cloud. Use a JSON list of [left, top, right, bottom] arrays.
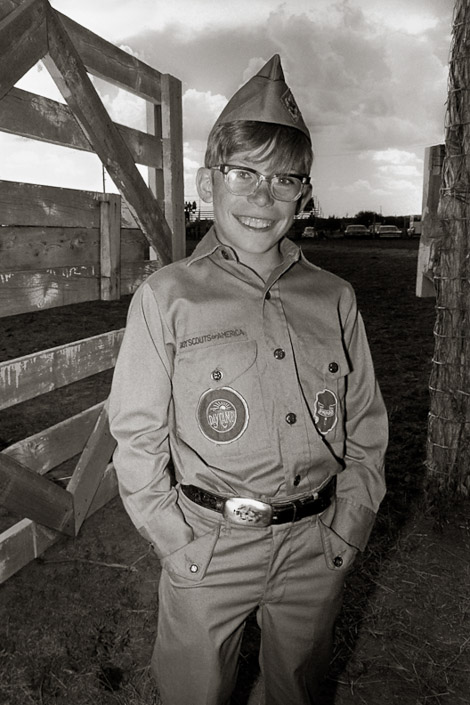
[[7, 0, 453, 216], [97, 85, 147, 131], [121, 1, 451, 214], [343, 179, 383, 194], [182, 89, 227, 142], [127, 2, 449, 154], [0, 133, 105, 191], [372, 149, 421, 165], [50, 0, 156, 43]]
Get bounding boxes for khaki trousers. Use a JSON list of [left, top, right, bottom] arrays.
[[152, 490, 351, 705]]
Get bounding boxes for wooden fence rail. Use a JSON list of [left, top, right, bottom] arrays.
[[0, 332, 120, 582], [0, 0, 184, 581], [0, 180, 159, 315]]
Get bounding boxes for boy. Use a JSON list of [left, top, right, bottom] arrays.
[[109, 55, 388, 705]]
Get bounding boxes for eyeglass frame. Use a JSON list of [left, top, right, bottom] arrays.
[[210, 164, 311, 202]]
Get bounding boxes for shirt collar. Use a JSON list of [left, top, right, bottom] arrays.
[[186, 225, 230, 265], [187, 224, 302, 267]]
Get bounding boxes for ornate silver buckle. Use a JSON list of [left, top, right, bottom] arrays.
[[223, 497, 273, 527]]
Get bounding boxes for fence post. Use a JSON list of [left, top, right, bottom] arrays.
[[99, 194, 121, 300], [416, 144, 445, 298], [147, 100, 164, 262], [161, 74, 185, 261]]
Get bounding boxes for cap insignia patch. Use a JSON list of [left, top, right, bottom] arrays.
[[281, 87, 300, 123]]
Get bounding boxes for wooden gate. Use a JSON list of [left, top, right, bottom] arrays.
[[0, 0, 184, 581]]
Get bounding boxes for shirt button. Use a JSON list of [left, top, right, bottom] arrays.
[[190, 564, 199, 573], [285, 412, 297, 425], [273, 348, 285, 360], [333, 556, 343, 568], [328, 362, 339, 373], [293, 475, 301, 486], [211, 369, 223, 381]]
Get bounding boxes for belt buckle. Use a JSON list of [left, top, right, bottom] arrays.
[[223, 497, 273, 527]]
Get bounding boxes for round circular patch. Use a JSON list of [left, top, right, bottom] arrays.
[[197, 387, 249, 444]]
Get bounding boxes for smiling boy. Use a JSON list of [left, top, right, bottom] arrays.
[[109, 55, 388, 705]]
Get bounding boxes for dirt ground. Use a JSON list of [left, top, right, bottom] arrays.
[[0, 236, 469, 705]]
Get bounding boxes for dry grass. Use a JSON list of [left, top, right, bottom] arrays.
[[0, 237, 469, 705]]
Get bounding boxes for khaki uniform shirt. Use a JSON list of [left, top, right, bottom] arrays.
[[109, 227, 388, 560]]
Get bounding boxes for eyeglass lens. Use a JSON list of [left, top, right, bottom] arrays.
[[225, 168, 302, 201]]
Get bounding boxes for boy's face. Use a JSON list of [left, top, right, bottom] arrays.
[[196, 151, 312, 267]]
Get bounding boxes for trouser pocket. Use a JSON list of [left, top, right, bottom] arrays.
[[318, 502, 358, 572]]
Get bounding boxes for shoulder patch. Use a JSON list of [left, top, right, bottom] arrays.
[[313, 389, 338, 435]]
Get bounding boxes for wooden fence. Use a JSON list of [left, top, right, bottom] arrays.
[[0, 0, 184, 582], [416, 144, 445, 298]]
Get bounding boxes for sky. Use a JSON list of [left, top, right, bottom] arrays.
[[1, 0, 454, 218]]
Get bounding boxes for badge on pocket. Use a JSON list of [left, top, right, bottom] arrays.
[[197, 387, 249, 444]]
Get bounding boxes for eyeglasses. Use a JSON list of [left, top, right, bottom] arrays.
[[211, 164, 310, 202]]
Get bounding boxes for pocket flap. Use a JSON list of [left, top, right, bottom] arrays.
[[298, 337, 350, 378], [160, 525, 220, 582], [175, 339, 257, 387]]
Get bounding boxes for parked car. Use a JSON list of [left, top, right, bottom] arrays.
[[377, 224, 403, 238], [301, 226, 317, 238], [344, 224, 370, 238]]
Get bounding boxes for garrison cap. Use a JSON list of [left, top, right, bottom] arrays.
[[213, 54, 311, 141]]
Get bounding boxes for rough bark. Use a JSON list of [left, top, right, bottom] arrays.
[[427, 0, 470, 500]]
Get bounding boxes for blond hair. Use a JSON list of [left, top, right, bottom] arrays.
[[204, 121, 313, 175]]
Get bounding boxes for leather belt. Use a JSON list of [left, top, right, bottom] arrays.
[[180, 477, 336, 528]]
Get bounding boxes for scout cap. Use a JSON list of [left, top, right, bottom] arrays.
[[213, 54, 311, 141]]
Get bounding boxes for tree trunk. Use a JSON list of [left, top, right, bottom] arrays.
[[426, 0, 470, 500]]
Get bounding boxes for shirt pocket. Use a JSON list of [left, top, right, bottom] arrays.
[[294, 336, 351, 443], [318, 500, 359, 572], [172, 339, 270, 460]]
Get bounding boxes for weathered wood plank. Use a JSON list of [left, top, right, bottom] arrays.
[[0, 180, 101, 227], [0, 265, 99, 316], [0, 0, 20, 22], [147, 102, 165, 263], [68, 404, 116, 534], [0, 226, 100, 270], [121, 229, 149, 261], [416, 144, 444, 298], [0, 258, 156, 316], [0, 329, 124, 410], [3, 403, 104, 476], [58, 14, 162, 103], [0, 1, 162, 103], [121, 260, 160, 293], [121, 200, 139, 228], [0, 87, 163, 168], [0, 463, 118, 584], [161, 74, 185, 261], [0, 225, 148, 270], [99, 195, 121, 300], [0, 453, 75, 535], [0, 519, 55, 584], [0, 0, 47, 101], [43, 5, 172, 264], [0, 181, 153, 236]]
